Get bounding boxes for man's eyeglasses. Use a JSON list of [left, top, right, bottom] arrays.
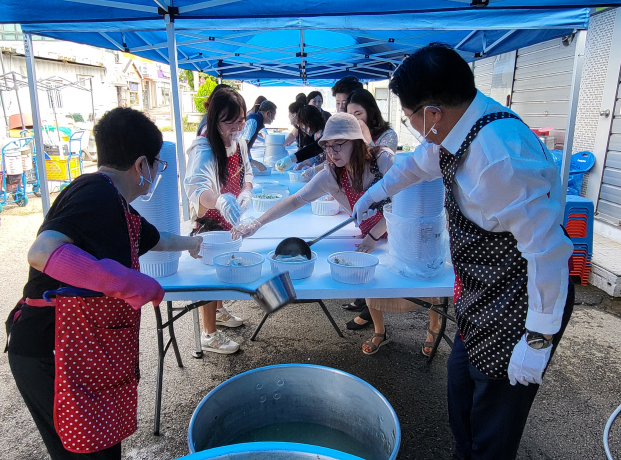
[[153, 158, 168, 173], [323, 140, 349, 153]]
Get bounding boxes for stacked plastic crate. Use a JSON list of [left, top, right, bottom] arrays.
[[564, 195, 594, 286]]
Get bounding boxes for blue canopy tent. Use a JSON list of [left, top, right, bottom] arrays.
[[3, 1, 621, 216]]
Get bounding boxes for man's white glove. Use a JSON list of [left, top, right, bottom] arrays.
[[215, 193, 242, 226], [352, 192, 377, 226], [507, 335, 552, 386], [237, 188, 253, 212], [275, 154, 296, 172]]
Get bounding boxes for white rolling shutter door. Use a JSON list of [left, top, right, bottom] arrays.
[[598, 78, 621, 223], [473, 56, 495, 97], [511, 38, 576, 149]]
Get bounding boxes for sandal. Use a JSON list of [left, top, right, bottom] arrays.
[[421, 329, 439, 357], [341, 298, 366, 311], [346, 307, 373, 330], [362, 328, 390, 355]]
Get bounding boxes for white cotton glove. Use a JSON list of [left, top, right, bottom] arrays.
[[352, 192, 377, 226], [231, 218, 262, 240], [215, 193, 242, 226], [237, 189, 253, 212], [275, 154, 296, 172], [507, 335, 552, 386]]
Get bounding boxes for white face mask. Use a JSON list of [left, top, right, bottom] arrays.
[[231, 130, 243, 143], [401, 106, 441, 148], [139, 161, 162, 202]]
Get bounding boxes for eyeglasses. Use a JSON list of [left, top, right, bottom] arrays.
[[153, 158, 168, 173], [323, 140, 349, 153]]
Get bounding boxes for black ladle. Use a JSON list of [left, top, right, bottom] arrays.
[[274, 203, 380, 259]]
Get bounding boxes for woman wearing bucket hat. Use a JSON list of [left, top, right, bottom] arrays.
[[234, 112, 392, 254]]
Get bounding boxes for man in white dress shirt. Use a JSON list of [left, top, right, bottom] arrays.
[[353, 43, 575, 460]]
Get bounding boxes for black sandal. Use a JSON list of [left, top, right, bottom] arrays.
[[362, 328, 390, 355], [341, 298, 366, 311], [422, 329, 439, 357], [346, 307, 373, 330]]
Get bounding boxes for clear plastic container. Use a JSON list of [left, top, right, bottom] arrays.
[[327, 251, 379, 284], [288, 170, 310, 182], [252, 165, 272, 176], [213, 252, 264, 284], [252, 193, 284, 212], [311, 196, 340, 216], [199, 232, 243, 265], [267, 250, 318, 279], [261, 183, 290, 197]]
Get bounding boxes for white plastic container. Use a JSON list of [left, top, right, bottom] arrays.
[[288, 170, 310, 182], [140, 259, 180, 278], [261, 184, 289, 197], [327, 251, 379, 284], [252, 165, 272, 176], [213, 252, 264, 284], [4, 149, 23, 175], [263, 133, 287, 167], [267, 250, 317, 280], [252, 193, 283, 212], [199, 231, 243, 265], [312, 196, 340, 216]]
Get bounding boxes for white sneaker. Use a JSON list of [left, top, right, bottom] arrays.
[[215, 307, 243, 327], [201, 331, 240, 354]]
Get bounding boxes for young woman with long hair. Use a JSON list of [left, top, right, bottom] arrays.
[[184, 87, 254, 354]]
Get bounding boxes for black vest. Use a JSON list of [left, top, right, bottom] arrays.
[[246, 111, 265, 149]]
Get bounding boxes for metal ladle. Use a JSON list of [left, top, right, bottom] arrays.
[[274, 203, 379, 259]]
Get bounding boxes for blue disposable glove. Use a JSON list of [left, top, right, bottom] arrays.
[[275, 154, 296, 172]]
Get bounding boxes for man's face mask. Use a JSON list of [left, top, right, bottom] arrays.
[[401, 106, 441, 147], [140, 159, 163, 202]]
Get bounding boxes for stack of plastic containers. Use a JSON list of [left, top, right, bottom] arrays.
[[262, 133, 287, 167], [384, 178, 447, 279], [564, 195, 594, 286], [131, 141, 181, 278]]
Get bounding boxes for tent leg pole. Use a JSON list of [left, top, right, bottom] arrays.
[[560, 29, 587, 208], [165, 15, 189, 221], [23, 33, 51, 215]]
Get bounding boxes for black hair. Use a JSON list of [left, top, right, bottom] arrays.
[[295, 93, 307, 104], [202, 83, 231, 111], [205, 87, 247, 187], [95, 107, 163, 170], [389, 42, 476, 111], [297, 105, 326, 135], [331, 76, 363, 97], [288, 101, 304, 114], [346, 89, 391, 140], [259, 100, 277, 113], [249, 95, 267, 114], [306, 91, 323, 104]]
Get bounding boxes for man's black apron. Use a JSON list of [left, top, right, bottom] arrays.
[[439, 112, 542, 379]]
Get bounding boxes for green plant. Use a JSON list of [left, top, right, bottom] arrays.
[[160, 125, 173, 132], [182, 115, 199, 133], [194, 78, 218, 113]]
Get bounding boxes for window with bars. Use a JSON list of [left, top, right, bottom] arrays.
[[47, 90, 62, 109]]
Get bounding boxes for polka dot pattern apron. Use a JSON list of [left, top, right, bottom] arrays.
[[440, 112, 529, 379], [340, 156, 390, 237], [199, 143, 244, 231], [52, 174, 142, 453]]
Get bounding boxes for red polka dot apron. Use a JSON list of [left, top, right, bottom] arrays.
[[52, 174, 142, 453], [198, 143, 245, 231], [440, 112, 529, 379], [340, 156, 390, 237]]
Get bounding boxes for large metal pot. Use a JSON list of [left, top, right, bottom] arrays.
[[188, 364, 400, 460]]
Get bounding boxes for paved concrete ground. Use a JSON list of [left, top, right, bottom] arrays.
[[1, 205, 621, 459]]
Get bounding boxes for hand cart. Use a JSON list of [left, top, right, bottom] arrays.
[[44, 129, 85, 192], [0, 137, 35, 212]]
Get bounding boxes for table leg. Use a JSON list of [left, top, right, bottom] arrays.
[[317, 300, 344, 338], [153, 304, 165, 436], [426, 298, 448, 364], [250, 312, 270, 341], [167, 301, 183, 368], [191, 307, 204, 359]]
